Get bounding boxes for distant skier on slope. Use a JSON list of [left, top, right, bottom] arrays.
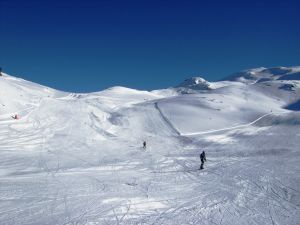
[[11, 114, 20, 120], [200, 151, 206, 170], [143, 141, 147, 149]]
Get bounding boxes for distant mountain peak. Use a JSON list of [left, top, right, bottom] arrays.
[[177, 77, 211, 90]]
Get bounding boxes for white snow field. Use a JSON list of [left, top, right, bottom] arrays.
[[0, 67, 300, 225]]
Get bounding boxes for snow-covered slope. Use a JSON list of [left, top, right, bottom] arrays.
[[0, 68, 300, 225]]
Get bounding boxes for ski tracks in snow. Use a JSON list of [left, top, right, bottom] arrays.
[[154, 102, 181, 136], [154, 102, 287, 137]]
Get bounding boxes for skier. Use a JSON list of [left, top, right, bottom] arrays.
[[143, 141, 146, 149], [12, 114, 20, 120], [199, 151, 206, 170], [0, 67, 2, 76]]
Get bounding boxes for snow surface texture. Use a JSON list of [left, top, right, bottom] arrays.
[[0, 67, 300, 225]]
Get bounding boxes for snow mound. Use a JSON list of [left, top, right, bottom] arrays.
[[0, 73, 67, 116]]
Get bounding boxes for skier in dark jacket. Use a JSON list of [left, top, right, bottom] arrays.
[[143, 141, 146, 149], [200, 151, 206, 170]]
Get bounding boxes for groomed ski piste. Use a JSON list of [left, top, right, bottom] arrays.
[[0, 66, 300, 225]]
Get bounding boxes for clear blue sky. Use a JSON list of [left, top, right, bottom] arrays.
[[1, 0, 299, 92]]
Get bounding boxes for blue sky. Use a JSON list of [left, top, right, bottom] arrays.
[[0, 0, 299, 92]]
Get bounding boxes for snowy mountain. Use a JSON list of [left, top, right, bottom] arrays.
[[222, 66, 300, 84], [176, 77, 212, 92], [0, 67, 300, 225]]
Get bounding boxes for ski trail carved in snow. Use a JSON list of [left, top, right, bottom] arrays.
[[182, 112, 276, 136], [154, 102, 181, 136], [154, 102, 283, 137]]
